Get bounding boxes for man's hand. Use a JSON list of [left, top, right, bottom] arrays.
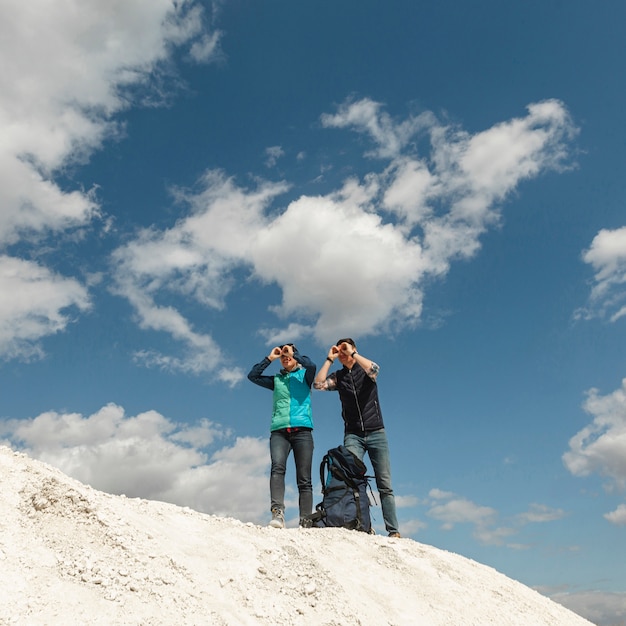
[[338, 342, 355, 356], [281, 344, 294, 358], [327, 345, 340, 361], [268, 346, 282, 361]]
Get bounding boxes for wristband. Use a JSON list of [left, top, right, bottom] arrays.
[[351, 351, 357, 358], [326, 357, 334, 364]]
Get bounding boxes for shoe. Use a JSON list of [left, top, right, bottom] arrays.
[[388, 532, 401, 538], [269, 508, 285, 529]]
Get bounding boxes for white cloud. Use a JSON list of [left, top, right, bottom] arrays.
[[550, 590, 626, 626], [189, 30, 223, 63], [265, 145, 285, 168], [251, 186, 427, 342], [110, 97, 577, 360], [111, 171, 288, 376], [395, 494, 421, 508], [428, 494, 498, 530], [258, 322, 315, 347], [321, 97, 434, 159], [516, 503, 567, 524], [0, 0, 217, 361], [382, 157, 437, 225], [563, 378, 626, 488], [0, 255, 90, 361], [429, 488, 456, 499], [415, 99, 575, 275], [604, 503, 626, 526], [563, 378, 626, 523], [425, 489, 565, 546], [578, 226, 626, 322], [1, 3, 579, 377], [447, 100, 574, 206], [0, 0, 215, 243], [426, 488, 512, 545], [0, 403, 269, 522], [398, 517, 428, 535], [255, 94, 575, 340]]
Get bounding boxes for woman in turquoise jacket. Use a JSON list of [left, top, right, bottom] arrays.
[[248, 344, 317, 528]]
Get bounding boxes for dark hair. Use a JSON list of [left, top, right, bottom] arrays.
[[279, 343, 296, 351], [335, 338, 356, 348]]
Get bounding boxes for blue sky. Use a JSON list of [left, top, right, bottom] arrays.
[[1, 1, 625, 623]]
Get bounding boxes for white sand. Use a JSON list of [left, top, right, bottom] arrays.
[[0, 446, 594, 625]]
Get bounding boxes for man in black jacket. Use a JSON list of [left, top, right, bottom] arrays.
[[314, 338, 400, 537]]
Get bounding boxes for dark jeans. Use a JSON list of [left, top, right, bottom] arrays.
[[269, 428, 314, 519], [344, 428, 399, 534]]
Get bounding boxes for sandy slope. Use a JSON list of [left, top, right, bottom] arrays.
[[0, 446, 594, 625]]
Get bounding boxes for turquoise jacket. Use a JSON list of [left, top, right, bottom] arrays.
[[247, 350, 317, 431]]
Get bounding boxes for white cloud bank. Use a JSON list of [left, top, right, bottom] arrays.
[[112, 98, 578, 372], [425, 488, 566, 548], [0, 0, 218, 361], [0, 255, 90, 360], [0, 401, 424, 531], [563, 378, 626, 524], [1, 1, 579, 376], [0, 403, 268, 523]]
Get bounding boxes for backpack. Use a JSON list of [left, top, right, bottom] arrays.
[[302, 445, 374, 532]]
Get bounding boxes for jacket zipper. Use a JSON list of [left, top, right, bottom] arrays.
[[349, 369, 365, 432]]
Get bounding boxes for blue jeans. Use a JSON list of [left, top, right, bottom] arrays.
[[344, 429, 399, 535], [269, 428, 314, 520]]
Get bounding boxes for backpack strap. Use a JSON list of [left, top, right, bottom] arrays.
[[319, 453, 329, 491], [353, 487, 363, 530], [300, 508, 324, 528]]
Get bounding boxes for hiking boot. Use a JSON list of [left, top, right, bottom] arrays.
[[388, 532, 401, 538], [269, 508, 285, 529]]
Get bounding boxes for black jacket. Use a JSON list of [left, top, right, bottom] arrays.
[[334, 363, 385, 434]]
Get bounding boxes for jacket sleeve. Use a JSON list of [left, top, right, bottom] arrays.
[[293, 349, 317, 387], [247, 357, 275, 390]]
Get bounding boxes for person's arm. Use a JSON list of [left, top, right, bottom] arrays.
[[293, 347, 317, 387], [313, 345, 339, 390], [352, 353, 379, 381], [247, 347, 281, 390], [337, 342, 380, 381]]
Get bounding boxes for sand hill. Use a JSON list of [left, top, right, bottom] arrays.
[[0, 446, 594, 625]]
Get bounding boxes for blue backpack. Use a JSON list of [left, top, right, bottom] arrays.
[[303, 445, 374, 532]]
